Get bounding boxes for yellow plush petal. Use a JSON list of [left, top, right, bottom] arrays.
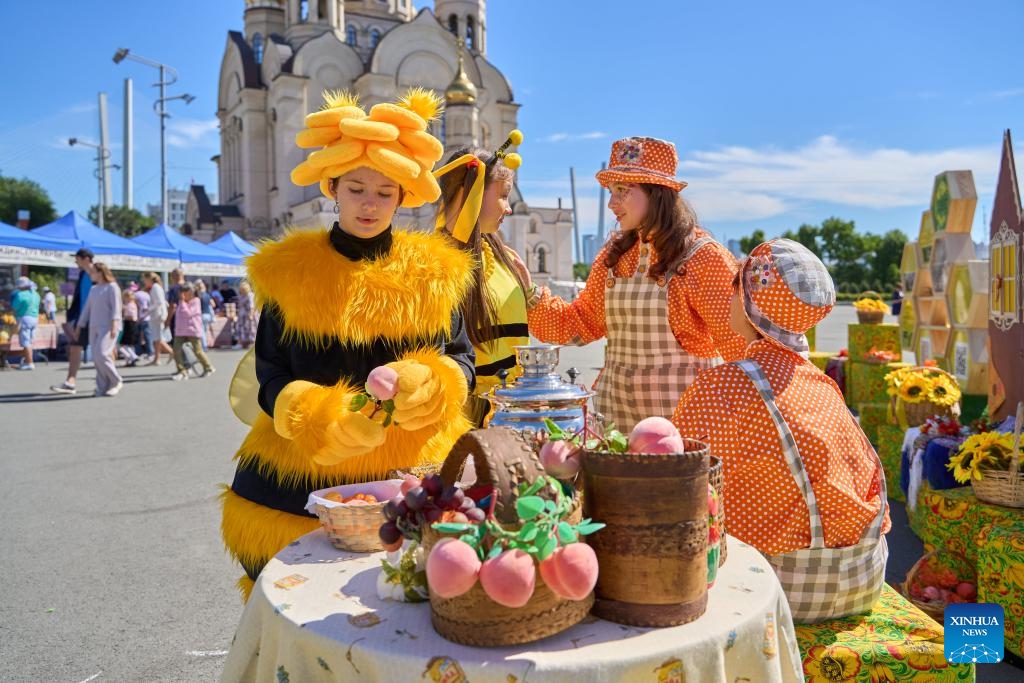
[[339, 118, 400, 141], [308, 139, 366, 168], [306, 105, 365, 129], [369, 102, 427, 131], [296, 126, 341, 149], [291, 160, 323, 187], [397, 129, 445, 165], [366, 141, 422, 180], [272, 380, 319, 439], [396, 87, 442, 123]]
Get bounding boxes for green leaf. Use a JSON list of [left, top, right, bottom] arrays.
[[538, 534, 558, 560], [487, 544, 504, 560], [575, 522, 606, 536], [518, 522, 538, 542], [458, 533, 478, 546], [516, 496, 545, 520], [349, 394, 369, 411], [382, 399, 395, 414], [382, 414, 392, 428], [584, 438, 600, 450], [544, 499, 557, 513], [523, 479, 545, 497], [433, 522, 473, 534], [543, 418, 565, 439], [607, 430, 629, 452], [557, 521, 577, 544]]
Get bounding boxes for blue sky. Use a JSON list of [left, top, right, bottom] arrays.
[[2, 1, 1021, 247]]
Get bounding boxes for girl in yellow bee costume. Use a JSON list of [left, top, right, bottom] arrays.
[[220, 89, 475, 599], [433, 134, 530, 426]]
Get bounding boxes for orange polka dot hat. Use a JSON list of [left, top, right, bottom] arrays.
[[739, 238, 835, 354], [595, 136, 687, 191]]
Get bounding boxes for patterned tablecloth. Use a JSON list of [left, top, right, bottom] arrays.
[[222, 531, 803, 683], [795, 584, 975, 682]]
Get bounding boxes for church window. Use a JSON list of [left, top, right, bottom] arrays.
[[300, 0, 309, 22], [346, 24, 357, 46], [317, 0, 327, 20], [536, 246, 548, 273], [466, 16, 475, 50], [990, 224, 1020, 330], [529, 219, 538, 234], [369, 28, 381, 48], [253, 33, 263, 64], [448, 14, 458, 35]]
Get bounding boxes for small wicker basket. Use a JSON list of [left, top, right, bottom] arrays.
[[900, 549, 975, 621], [308, 480, 403, 552], [892, 365, 961, 430], [855, 291, 887, 324], [424, 427, 593, 647], [972, 402, 1024, 509]]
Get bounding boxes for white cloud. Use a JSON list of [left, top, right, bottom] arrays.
[[537, 131, 608, 143], [166, 119, 219, 148], [520, 135, 1000, 226], [679, 135, 997, 218]]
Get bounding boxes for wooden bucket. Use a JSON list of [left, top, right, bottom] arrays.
[[581, 438, 709, 627]]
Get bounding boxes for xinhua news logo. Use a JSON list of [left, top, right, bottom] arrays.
[[944, 603, 1004, 664]]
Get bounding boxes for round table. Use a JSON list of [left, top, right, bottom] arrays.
[[222, 531, 803, 683]]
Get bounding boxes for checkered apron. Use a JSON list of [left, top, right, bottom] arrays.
[[736, 359, 888, 623], [595, 237, 720, 433]]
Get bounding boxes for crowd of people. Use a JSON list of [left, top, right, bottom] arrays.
[[5, 249, 256, 396]]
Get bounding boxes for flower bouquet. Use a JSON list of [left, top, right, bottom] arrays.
[[884, 365, 961, 429], [853, 292, 889, 324], [948, 402, 1024, 508]]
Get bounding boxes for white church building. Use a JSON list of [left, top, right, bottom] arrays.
[[187, 0, 575, 290]]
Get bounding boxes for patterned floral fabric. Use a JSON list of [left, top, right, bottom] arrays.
[[878, 424, 906, 502], [909, 484, 1019, 565], [795, 584, 975, 682], [975, 522, 1024, 658]]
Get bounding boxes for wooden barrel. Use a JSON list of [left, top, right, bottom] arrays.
[[581, 439, 709, 627]]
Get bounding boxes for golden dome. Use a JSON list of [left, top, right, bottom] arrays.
[[445, 51, 477, 106]]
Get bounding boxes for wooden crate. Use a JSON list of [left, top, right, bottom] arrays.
[[930, 170, 977, 234]]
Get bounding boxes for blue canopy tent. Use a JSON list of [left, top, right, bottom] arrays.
[[0, 220, 81, 266], [32, 211, 178, 271], [208, 231, 258, 258], [132, 224, 245, 277]]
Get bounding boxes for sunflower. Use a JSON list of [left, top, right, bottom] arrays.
[[898, 375, 930, 403], [927, 374, 961, 407]]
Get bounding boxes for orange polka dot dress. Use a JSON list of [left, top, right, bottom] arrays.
[[673, 339, 891, 556], [527, 228, 746, 355]]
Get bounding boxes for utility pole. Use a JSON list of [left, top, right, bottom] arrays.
[[597, 161, 607, 242], [123, 78, 133, 209], [569, 167, 581, 265]]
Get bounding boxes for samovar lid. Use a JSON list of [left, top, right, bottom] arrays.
[[486, 344, 592, 403]]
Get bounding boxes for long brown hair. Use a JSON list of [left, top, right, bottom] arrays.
[[92, 262, 117, 284], [437, 147, 529, 348], [603, 184, 699, 281]]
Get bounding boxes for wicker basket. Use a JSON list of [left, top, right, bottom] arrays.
[[900, 549, 975, 621], [855, 291, 886, 324], [709, 455, 726, 566], [972, 402, 1024, 508], [308, 480, 403, 552], [892, 366, 961, 430], [423, 427, 593, 647]]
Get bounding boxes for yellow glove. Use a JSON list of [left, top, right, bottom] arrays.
[[386, 359, 444, 431], [315, 404, 387, 466]]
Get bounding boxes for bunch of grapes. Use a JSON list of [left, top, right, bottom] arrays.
[[378, 473, 487, 551]]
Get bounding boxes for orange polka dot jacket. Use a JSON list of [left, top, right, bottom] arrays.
[[674, 339, 891, 556], [527, 228, 746, 360]]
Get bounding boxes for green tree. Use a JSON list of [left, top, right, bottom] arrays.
[[573, 262, 592, 281], [738, 229, 765, 256], [0, 173, 57, 227], [88, 204, 155, 237], [870, 229, 909, 292], [818, 216, 871, 290], [781, 223, 822, 258]]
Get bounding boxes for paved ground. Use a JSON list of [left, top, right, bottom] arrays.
[[1, 306, 1019, 681]]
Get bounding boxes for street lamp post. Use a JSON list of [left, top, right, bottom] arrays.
[[113, 48, 194, 226], [68, 138, 119, 229]]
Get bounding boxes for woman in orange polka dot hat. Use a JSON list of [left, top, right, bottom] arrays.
[[524, 136, 746, 433], [674, 239, 891, 622]]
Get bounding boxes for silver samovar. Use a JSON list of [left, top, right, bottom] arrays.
[[484, 344, 593, 436]]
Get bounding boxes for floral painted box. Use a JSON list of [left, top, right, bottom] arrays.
[[848, 323, 901, 361]]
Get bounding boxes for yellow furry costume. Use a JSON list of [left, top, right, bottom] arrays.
[[220, 89, 474, 600]]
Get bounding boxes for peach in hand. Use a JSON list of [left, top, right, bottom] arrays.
[[365, 365, 399, 401], [628, 417, 685, 454], [479, 549, 536, 608], [539, 439, 581, 478], [426, 538, 481, 599], [538, 543, 599, 601]]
